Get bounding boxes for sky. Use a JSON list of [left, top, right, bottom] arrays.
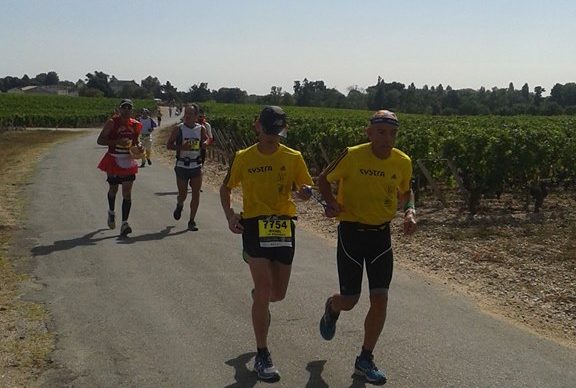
[[1, 0, 575, 96]]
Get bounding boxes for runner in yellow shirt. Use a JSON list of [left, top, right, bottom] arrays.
[[317, 109, 417, 385], [220, 106, 313, 382]]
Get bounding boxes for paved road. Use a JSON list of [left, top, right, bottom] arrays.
[[14, 123, 576, 387]]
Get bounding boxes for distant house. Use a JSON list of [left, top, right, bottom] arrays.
[[109, 80, 139, 95], [7, 85, 78, 96]]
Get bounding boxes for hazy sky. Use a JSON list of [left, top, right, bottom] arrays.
[[2, 0, 575, 95]]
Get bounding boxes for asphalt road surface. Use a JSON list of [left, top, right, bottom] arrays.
[[15, 126, 576, 387]]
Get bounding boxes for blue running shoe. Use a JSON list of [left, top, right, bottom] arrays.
[[354, 355, 387, 384], [319, 297, 339, 340], [254, 351, 280, 382]]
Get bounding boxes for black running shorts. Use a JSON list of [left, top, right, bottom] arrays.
[[336, 221, 393, 296], [240, 216, 296, 265], [107, 174, 136, 185], [174, 166, 202, 182]]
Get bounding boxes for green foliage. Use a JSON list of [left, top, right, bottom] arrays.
[[201, 102, 576, 213], [0, 94, 156, 128]]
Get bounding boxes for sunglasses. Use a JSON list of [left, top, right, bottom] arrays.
[[120, 105, 133, 110]]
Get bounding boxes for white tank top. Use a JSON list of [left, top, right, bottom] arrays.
[[176, 123, 202, 169]]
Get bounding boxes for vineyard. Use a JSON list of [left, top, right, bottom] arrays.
[[1, 95, 574, 214], [203, 102, 576, 214], [0, 94, 156, 129]]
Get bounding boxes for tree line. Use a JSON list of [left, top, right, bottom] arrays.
[[2, 71, 576, 116]]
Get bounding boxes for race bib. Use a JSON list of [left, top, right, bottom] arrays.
[[114, 154, 137, 169], [185, 139, 200, 151], [258, 219, 293, 248]]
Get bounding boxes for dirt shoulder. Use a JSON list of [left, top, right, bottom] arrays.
[[0, 129, 87, 387], [154, 134, 576, 349]]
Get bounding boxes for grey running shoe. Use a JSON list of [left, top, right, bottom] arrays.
[[120, 222, 132, 237], [107, 211, 116, 229], [319, 297, 339, 340], [254, 351, 280, 382]]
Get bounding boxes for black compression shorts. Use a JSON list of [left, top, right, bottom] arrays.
[[336, 221, 393, 296]]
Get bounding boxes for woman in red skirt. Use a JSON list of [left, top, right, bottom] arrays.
[[97, 99, 143, 236]]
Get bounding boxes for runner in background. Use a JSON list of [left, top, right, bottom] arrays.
[[197, 109, 213, 164], [97, 99, 144, 237], [166, 104, 207, 231], [138, 108, 157, 167]]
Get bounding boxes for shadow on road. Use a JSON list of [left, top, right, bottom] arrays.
[[31, 226, 192, 255], [305, 360, 329, 387], [154, 189, 192, 196], [224, 352, 258, 388], [116, 225, 188, 244], [31, 228, 115, 256], [348, 372, 386, 387]]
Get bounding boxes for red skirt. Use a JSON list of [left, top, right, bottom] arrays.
[[97, 153, 139, 176]]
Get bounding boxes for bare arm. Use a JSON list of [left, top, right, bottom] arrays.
[[200, 126, 207, 149], [166, 125, 180, 150], [318, 170, 341, 218], [96, 119, 116, 146], [219, 183, 243, 234], [398, 189, 417, 235]]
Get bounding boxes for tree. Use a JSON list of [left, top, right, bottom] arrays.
[[46, 71, 59, 85], [140, 76, 162, 98], [213, 87, 247, 103], [85, 71, 113, 97], [521, 83, 530, 102], [346, 86, 368, 109], [162, 81, 179, 102], [534, 86, 545, 106], [187, 82, 211, 102], [293, 78, 327, 106]]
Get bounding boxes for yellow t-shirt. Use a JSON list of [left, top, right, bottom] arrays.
[[225, 143, 313, 218], [326, 143, 412, 225]]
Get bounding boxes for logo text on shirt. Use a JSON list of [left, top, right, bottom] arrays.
[[248, 165, 273, 174], [360, 169, 385, 177]]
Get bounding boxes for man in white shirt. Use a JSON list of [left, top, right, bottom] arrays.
[[138, 108, 157, 167]]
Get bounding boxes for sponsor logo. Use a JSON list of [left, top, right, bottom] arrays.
[[248, 165, 273, 173], [360, 169, 385, 177]]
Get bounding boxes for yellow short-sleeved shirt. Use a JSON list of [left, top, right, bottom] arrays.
[[325, 143, 412, 225], [224, 144, 313, 218]]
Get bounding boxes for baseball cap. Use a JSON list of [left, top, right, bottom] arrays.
[[119, 99, 134, 108], [369, 110, 399, 127], [259, 106, 287, 137]]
